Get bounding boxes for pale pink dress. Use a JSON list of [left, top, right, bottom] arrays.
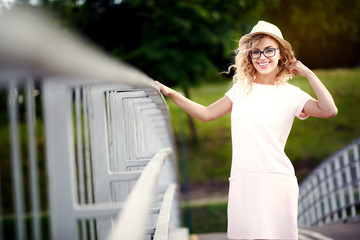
[[225, 82, 313, 240]]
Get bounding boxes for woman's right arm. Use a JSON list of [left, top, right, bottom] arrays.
[[156, 81, 232, 123]]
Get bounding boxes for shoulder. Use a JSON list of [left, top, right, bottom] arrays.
[[274, 83, 313, 106], [225, 82, 237, 101], [281, 83, 307, 95], [282, 83, 301, 91]]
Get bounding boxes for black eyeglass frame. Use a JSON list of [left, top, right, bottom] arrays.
[[249, 48, 279, 59]]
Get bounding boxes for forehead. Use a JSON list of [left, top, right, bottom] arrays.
[[253, 36, 279, 49]]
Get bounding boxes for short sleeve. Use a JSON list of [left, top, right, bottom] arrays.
[[294, 88, 314, 120], [225, 84, 236, 102]]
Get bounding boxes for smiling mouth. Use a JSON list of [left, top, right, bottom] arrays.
[[258, 62, 270, 67]]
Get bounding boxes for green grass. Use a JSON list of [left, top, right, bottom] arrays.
[[182, 202, 228, 233], [167, 68, 360, 184], [167, 81, 233, 183]]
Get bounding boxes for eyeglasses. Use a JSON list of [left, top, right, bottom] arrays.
[[249, 48, 278, 59]]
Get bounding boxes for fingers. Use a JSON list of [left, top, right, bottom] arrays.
[[289, 60, 301, 77], [289, 60, 301, 67], [154, 80, 163, 92], [288, 60, 311, 78], [155, 80, 164, 90], [288, 60, 297, 76], [155, 80, 170, 96]]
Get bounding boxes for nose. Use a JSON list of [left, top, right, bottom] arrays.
[[259, 52, 267, 59]]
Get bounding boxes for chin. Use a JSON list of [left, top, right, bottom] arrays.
[[255, 65, 278, 75], [256, 68, 276, 76]]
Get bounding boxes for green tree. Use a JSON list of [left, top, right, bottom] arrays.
[[260, 0, 360, 68], [39, 0, 262, 142]]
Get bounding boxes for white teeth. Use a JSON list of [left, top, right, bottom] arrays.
[[259, 62, 270, 66]]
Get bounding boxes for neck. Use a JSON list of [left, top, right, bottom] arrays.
[[255, 69, 278, 85]]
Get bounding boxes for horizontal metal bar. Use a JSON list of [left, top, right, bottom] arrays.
[[74, 203, 160, 219], [107, 171, 141, 182], [0, 8, 154, 88], [132, 152, 157, 160], [74, 203, 123, 219], [125, 159, 150, 167]]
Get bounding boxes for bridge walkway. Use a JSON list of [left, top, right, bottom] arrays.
[[190, 221, 360, 240]]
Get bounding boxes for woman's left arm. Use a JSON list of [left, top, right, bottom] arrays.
[[289, 60, 338, 118]]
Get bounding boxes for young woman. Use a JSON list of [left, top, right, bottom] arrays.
[[156, 21, 337, 240]]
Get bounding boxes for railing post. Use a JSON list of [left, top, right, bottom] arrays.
[[353, 144, 360, 206], [8, 80, 27, 240], [0, 7, 184, 240], [25, 79, 42, 240], [298, 138, 360, 227], [42, 79, 79, 240]]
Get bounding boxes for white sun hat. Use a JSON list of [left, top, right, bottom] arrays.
[[240, 20, 292, 52]]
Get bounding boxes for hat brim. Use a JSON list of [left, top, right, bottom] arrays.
[[240, 32, 292, 52]]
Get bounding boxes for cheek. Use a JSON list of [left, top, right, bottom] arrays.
[[273, 56, 281, 65], [276, 54, 282, 64], [251, 58, 256, 66]]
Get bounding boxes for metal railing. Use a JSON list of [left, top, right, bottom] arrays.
[[0, 7, 186, 240], [298, 137, 360, 227]]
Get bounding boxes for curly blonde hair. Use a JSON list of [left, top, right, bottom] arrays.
[[229, 34, 295, 95]]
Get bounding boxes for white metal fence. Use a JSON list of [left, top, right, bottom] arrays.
[[0, 7, 186, 240], [298, 137, 360, 227]]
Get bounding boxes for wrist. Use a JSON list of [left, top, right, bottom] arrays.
[[165, 87, 176, 97], [305, 70, 315, 79]]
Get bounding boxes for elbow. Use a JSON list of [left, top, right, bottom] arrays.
[[190, 115, 208, 123], [200, 117, 211, 123], [331, 107, 338, 118], [201, 113, 219, 123], [200, 116, 215, 123], [324, 106, 338, 118], [198, 111, 213, 123]]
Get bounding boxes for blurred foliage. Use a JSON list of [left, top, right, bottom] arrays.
[[168, 69, 360, 184], [37, 0, 260, 89], [10, 0, 359, 181], [20, 0, 264, 89], [30, 0, 266, 142], [14, 0, 360, 87], [182, 202, 228, 233], [27, 0, 359, 181], [262, 0, 360, 68], [1, 213, 49, 239]]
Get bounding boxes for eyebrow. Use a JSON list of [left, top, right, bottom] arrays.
[[253, 46, 276, 50]]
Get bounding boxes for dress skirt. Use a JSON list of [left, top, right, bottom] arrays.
[[227, 172, 299, 240]]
